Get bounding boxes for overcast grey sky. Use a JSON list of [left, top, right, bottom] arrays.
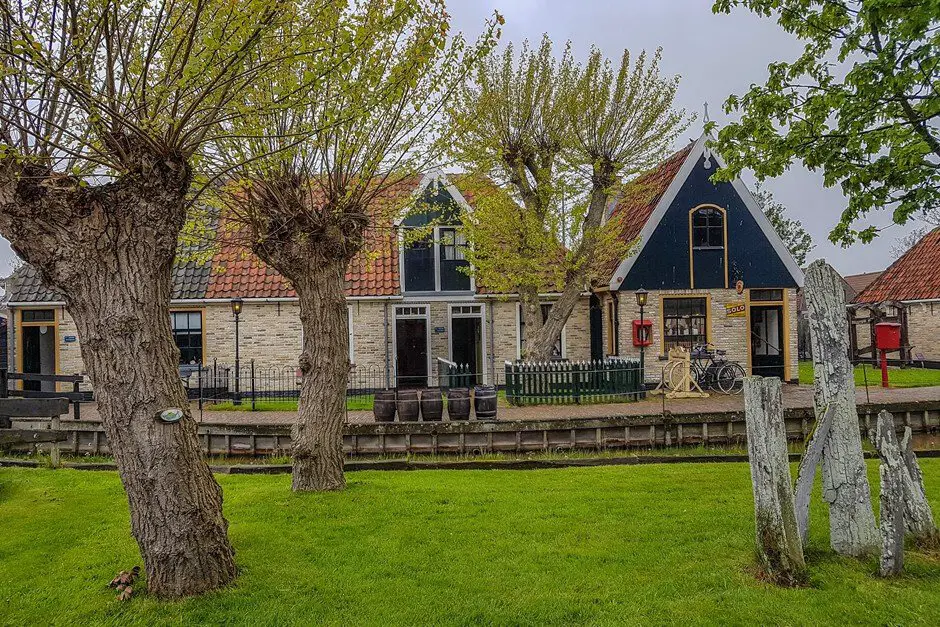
[[444, 0, 928, 276], [0, 1, 925, 277]]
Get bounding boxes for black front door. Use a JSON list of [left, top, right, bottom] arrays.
[[750, 305, 785, 379], [589, 294, 603, 361], [396, 318, 428, 388], [451, 316, 482, 385]]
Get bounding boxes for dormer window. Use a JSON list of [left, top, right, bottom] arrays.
[[400, 179, 473, 293], [692, 207, 724, 249], [402, 226, 472, 292]]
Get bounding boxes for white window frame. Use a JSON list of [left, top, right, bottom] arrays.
[[347, 305, 355, 364], [515, 302, 567, 360], [447, 303, 487, 384], [392, 304, 432, 387], [399, 226, 475, 294]]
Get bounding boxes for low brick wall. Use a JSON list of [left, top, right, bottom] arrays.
[[11, 400, 940, 458]]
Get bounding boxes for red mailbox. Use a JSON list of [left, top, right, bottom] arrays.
[[632, 319, 653, 347], [874, 322, 902, 351], [874, 322, 903, 388]]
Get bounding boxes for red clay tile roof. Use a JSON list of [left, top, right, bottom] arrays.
[[205, 176, 421, 299], [842, 271, 883, 301], [600, 143, 694, 279], [854, 228, 940, 302]]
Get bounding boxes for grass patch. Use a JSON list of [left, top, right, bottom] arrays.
[[1, 462, 939, 624], [799, 360, 940, 388], [206, 395, 375, 412]]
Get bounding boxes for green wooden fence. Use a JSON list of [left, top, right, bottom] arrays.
[[504, 359, 643, 406]]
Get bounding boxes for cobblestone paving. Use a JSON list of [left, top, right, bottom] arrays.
[[65, 384, 940, 426]]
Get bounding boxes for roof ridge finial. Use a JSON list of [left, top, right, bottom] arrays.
[[703, 100, 710, 125]]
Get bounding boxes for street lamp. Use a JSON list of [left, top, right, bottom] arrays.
[[231, 298, 243, 405], [635, 288, 648, 389]]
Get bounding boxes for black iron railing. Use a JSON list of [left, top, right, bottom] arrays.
[[183, 361, 385, 412]]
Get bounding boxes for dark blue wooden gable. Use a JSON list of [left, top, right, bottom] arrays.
[[401, 180, 471, 292], [401, 182, 461, 227], [619, 154, 798, 291]]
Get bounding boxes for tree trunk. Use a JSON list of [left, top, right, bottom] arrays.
[[518, 284, 548, 360], [804, 260, 878, 556], [744, 376, 807, 586], [874, 411, 906, 576], [0, 158, 237, 598], [522, 168, 614, 360], [291, 260, 349, 492]]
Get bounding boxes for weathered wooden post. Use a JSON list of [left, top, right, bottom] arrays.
[[874, 411, 905, 576], [744, 376, 807, 585], [872, 412, 939, 553], [794, 404, 835, 547], [804, 260, 878, 556], [899, 428, 939, 546]]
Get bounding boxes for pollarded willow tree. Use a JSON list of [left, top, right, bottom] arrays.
[[217, 0, 500, 492], [0, 0, 315, 598], [448, 36, 688, 360], [712, 0, 940, 245]]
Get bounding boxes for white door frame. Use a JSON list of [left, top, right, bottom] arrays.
[[392, 304, 432, 387], [447, 303, 487, 384]]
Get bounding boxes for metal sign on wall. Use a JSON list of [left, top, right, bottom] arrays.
[[725, 302, 746, 318]]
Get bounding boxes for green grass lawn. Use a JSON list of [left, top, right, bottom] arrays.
[[1, 462, 939, 625], [799, 360, 940, 388], [207, 395, 375, 412]]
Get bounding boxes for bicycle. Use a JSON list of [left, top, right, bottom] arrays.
[[693, 343, 746, 394]]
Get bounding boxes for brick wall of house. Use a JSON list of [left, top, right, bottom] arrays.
[[614, 288, 798, 383], [8, 293, 647, 391], [907, 301, 940, 360], [481, 296, 593, 379], [57, 308, 84, 379]]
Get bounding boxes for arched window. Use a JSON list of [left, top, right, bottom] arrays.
[[692, 207, 724, 249]]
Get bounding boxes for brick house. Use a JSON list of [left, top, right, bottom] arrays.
[[596, 134, 802, 383], [850, 227, 940, 363], [4, 133, 803, 388]]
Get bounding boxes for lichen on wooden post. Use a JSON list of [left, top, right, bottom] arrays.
[[874, 411, 906, 576], [744, 376, 807, 585], [804, 260, 878, 556], [899, 427, 940, 547], [794, 403, 835, 548]]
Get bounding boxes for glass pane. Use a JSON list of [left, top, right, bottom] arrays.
[[709, 226, 723, 247], [22, 309, 55, 323]]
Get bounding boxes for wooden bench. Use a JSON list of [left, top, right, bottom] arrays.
[[0, 397, 71, 465], [0, 369, 85, 419]]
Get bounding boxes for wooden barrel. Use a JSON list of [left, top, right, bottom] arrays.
[[373, 390, 396, 423], [420, 388, 443, 421], [446, 388, 471, 421], [474, 385, 498, 420], [396, 389, 420, 422]]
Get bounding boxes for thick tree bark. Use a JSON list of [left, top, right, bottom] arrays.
[[291, 261, 349, 492], [241, 179, 363, 492], [874, 411, 906, 576], [0, 155, 237, 598], [804, 260, 879, 557], [744, 376, 807, 586]]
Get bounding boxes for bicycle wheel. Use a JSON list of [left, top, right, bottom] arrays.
[[716, 362, 746, 394], [663, 361, 683, 390]]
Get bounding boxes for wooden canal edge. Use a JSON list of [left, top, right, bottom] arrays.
[[6, 400, 940, 459]]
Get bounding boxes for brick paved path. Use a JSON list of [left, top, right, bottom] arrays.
[[66, 384, 940, 426]]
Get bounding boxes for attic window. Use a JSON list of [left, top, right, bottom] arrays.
[[692, 207, 724, 249]]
